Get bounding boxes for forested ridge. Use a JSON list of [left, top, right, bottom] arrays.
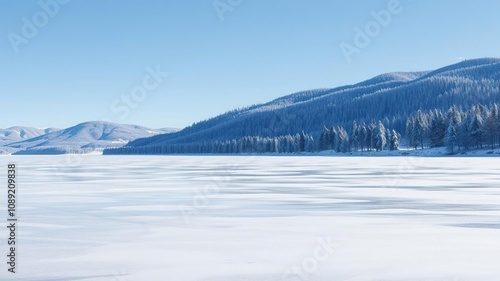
[[105, 58, 500, 155]]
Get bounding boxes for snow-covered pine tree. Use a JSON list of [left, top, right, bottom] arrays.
[[299, 131, 306, 152], [485, 103, 499, 149], [459, 109, 473, 151], [445, 106, 461, 153], [413, 110, 428, 149], [390, 129, 400, 150], [331, 126, 339, 152], [358, 122, 367, 152], [305, 135, 315, 152], [385, 128, 392, 151], [497, 103, 500, 147], [368, 120, 376, 151], [429, 109, 447, 148], [405, 118, 415, 150], [338, 127, 350, 153], [374, 121, 387, 151], [469, 104, 485, 149], [350, 121, 358, 152], [319, 126, 330, 151]]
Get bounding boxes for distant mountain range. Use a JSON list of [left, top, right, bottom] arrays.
[[107, 58, 500, 154], [0, 122, 178, 155], [5, 58, 500, 155], [1, 127, 60, 145]]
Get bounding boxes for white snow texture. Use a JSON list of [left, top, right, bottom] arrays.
[[0, 156, 499, 280]]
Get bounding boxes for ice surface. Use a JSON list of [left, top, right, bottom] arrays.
[[1, 156, 500, 281]]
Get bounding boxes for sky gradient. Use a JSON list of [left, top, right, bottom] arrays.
[[1, 0, 500, 129]]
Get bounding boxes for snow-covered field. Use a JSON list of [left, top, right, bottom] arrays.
[[1, 155, 500, 281]]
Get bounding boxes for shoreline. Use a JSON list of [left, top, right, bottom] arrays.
[[3, 147, 500, 157]]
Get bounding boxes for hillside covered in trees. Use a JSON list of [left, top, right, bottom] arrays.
[[105, 58, 500, 155]]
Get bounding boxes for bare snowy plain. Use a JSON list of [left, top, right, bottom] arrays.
[[1, 155, 500, 281]]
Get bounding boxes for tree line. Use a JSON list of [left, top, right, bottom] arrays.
[[406, 103, 500, 153], [318, 120, 400, 152], [106, 133, 315, 154], [125, 61, 500, 150], [105, 102, 500, 155], [104, 119, 401, 155]]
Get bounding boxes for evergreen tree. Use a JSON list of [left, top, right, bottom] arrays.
[[429, 110, 446, 148], [459, 110, 473, 151], [406, 118, 415, 149], [413, 110, 428, 149], [319, 126, 330, 151], [445, 106, 461, 153], [390, 129, 400, 150], [358, 122, 367, 152], [305, 135, 315, 152], [485, 104, 499, 149], [374, 121, 387, 151], [299, 131, 306, 152], [469, 105, 485, 149], [368, 120, 376, 151], [350, 121, 358, 152], [497, 104, 500, 147], [338, 127, 350, 153], [385, 128, 392, 151], [331, 126, 339, 152]]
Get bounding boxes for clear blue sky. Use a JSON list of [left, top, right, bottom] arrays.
[[1, 0, 499, 129]]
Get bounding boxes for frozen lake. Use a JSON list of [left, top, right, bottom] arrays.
[[1, 155, 500, 281]]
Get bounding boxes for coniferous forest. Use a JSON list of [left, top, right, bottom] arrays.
[[104, 59, 500, 155]]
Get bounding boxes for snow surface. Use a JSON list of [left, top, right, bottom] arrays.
[[1, 156, 500, 281]]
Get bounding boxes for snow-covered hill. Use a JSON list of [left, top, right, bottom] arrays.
[[119, 58, 500, 153], [0, 127, 59, 146], [5, 122, 178, 155]]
